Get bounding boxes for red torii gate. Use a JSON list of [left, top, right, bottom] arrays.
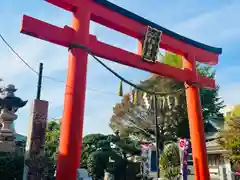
[[20, 0, 222, 179]]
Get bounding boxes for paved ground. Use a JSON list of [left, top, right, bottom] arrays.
[[188, 175, 220, 180], [151, 174, 219, 180]]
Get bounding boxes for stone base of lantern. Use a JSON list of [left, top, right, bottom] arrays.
[[0, 109, 17, 152], [0, 140, 15, 152]]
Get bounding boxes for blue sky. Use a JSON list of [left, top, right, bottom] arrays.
[[0, 0, 239, 136]]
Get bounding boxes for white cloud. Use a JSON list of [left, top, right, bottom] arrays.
[[172, 2, 240, 46]]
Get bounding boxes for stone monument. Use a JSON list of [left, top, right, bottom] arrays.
[[23, 98, 48, 180], [0, 84, 27, 152]]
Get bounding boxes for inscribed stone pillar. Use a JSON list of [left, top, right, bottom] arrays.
[[23, 99, 48, 180]]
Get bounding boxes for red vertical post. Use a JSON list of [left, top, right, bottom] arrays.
[[183, 55, 210, 180], [137, 39, 143, 55], [56, 2, 90, 180]]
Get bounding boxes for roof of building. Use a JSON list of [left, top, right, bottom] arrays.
[[15, 133, 27, 141]]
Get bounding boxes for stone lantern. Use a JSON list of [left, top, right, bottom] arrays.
[[0, 84, 27, 152]]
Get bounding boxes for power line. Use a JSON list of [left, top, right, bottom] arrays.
[[0, 34, 119, 97], [42, 75, 118, 96], [0, 33, 196, 98], [0, 34, 38, 74]]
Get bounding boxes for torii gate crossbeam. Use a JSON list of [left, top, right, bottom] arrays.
[[20, 0, 222, 180]]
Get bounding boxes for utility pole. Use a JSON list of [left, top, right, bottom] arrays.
[[36, 62, 43, 100], [154, 95, 161, 179]]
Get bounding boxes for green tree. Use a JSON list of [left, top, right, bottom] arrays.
[[45, 120, 61, 160], [87, 139, 113, 180], [110, 77, 183, 148], [163, 52, 225, 135], [220, 105, 240, 169], [162, 51, 182, 68], [44, 119, 61, 178], [110, 52, 225, 143], [81, 133, 108, 168], [177, 63, 225, 137], [44, 122, 142, 176], [159, 142, 180, 180], [0, 152, 25, 180], [0, 119, 62, 180], [85, 133, 141, 180]]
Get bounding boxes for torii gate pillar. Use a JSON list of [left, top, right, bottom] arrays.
[[56, 4, 90, 180], [183, 55, 209, 180]]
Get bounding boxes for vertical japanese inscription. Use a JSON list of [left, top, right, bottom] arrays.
[[23, 99, 48, 180], [142, 26, 162, 63]]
